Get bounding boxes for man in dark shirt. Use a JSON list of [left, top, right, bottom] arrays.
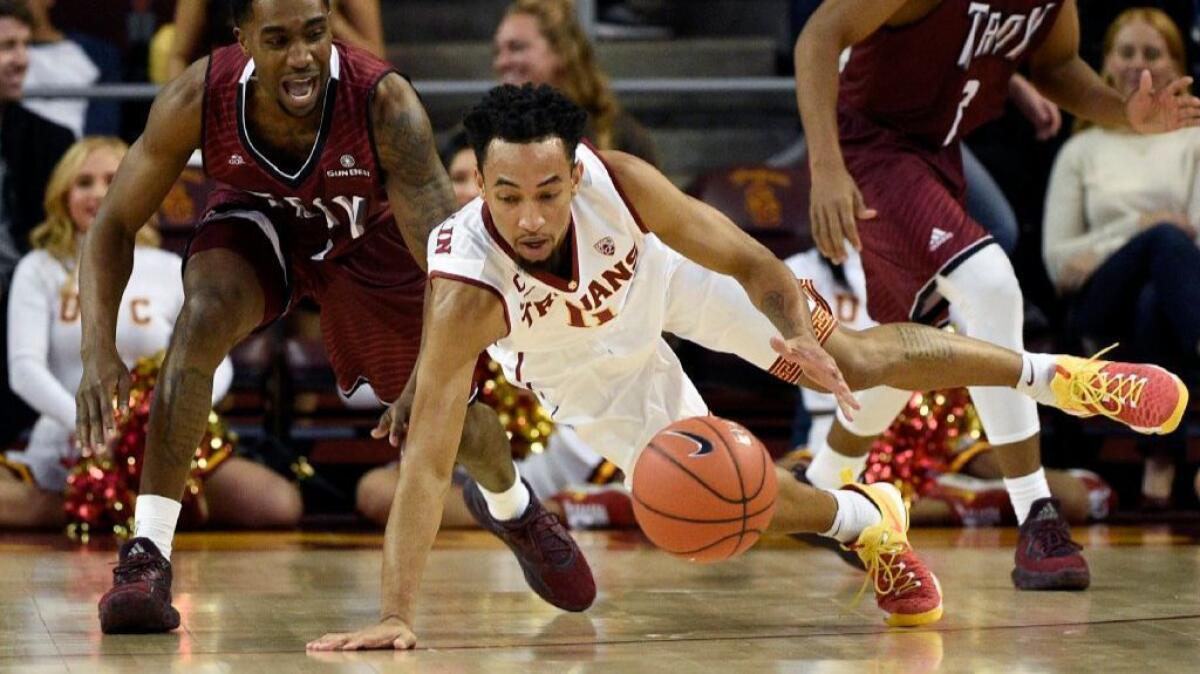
[[0, 0, 74, 446]]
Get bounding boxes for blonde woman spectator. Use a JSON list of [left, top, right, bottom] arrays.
[[494, 0, 658, 164], [1043, 7, 1200, 509], [1, 137, 302, 528]]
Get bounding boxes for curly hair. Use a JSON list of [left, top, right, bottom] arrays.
[[463, 83, 589, 171], [504, 0, 622, 150]]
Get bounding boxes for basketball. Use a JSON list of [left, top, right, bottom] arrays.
[[631, 416, 778, 563]]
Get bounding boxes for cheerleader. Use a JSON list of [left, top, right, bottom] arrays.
[[1, 137, 301, 529]]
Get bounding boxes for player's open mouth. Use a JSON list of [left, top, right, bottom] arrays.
[[282, 76, 318, 106], [518, 238, 549, 255]]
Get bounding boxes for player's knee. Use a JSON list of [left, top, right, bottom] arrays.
[[177, 284, 258, 352], [960, 252, 1021, 311]]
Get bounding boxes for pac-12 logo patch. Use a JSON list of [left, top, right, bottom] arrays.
[[594, 237, 615, 256], [666, 431, 714, 458], [340, 154, 356, 168]]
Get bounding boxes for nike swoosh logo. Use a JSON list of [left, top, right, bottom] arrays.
[[666, 430, 714, 457], [1025, 367, 1035, 386]]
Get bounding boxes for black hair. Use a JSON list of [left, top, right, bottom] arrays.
[[231, 0, 331, 26], [462, 84, 589, 171], [439, 129, 471, 170], [0, 0, 33, 28]]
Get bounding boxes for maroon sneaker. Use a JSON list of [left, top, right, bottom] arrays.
[[464, 478, 596, 611], [98, 538, 181, 633], [1012, 498, 1090, 591]]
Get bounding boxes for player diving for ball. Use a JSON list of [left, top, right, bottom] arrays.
[[309, 84, 1189, 649]]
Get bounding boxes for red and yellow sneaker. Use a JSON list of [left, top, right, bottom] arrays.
[[844, 483, 943, 627], [1051, 350, 1189, 435]]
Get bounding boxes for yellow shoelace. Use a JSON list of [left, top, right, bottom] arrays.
[[851, 529, 921, 606], [1065, 344, 1147, 419]]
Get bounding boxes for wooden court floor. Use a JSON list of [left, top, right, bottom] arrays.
[[2, 525, 1199, 672]]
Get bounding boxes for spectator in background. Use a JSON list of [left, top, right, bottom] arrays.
[[22, 0, 120, 137], [440, 131, 481, 208], [494, 0, 658, 165], [1, 136, 302, 529], [1043, 8, 1200, 510], [162, 0, 384, 81], [0, 0, 74, 448]]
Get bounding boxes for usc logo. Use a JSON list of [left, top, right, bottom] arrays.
[[60, 292, 150, 325]]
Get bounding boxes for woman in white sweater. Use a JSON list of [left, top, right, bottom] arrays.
[[0, 137, 302, 529], [1042, 8, 1200, 508]]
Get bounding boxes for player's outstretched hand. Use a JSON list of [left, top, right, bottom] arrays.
[[306, 617, 417, 651], [75, 347, 131, 453], [1127, 70, 1200, 133], [770, 334, 860, 420], [809, 164, 876, 264], [370, 376, 417, 447]]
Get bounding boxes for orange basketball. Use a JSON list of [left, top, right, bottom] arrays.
[[631, 416, 778, 563]]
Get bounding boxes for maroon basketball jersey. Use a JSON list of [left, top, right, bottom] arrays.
[[201, 41, 405, 263], [839, 0, 1063, 148]]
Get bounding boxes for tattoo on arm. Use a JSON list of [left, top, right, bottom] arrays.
[[896, 325, 955, 364], [762, 290, 799, 338], [376, 83, 456, 270]]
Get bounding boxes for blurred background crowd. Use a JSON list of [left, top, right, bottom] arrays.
[[0, 0, 1197, 536]]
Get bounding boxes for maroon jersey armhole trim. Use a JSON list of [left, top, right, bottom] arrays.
[[200, 55, 213, 178], [584, 138, 650, 234], [365, 69, 404, 188], [428, 271, 512, 338]]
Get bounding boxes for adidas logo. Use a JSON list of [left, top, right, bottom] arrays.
[[128, 542, 146, 556], [928, 227, 953, 251], [228, 153, 246, 166], [1034, 502, 1059, 521]]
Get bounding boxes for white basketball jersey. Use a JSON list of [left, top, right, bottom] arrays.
[[427, 143, 664, 407]]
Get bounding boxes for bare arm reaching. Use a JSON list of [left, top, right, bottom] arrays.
[[165, 0, 209, 81], [76, 59, 205, 451], [331, 0, 385, 57], [306, 278, 508, 650], [1029, 0, 1200, 132], [602, 150, 858, 417], [371, 74, 458, 271], [792, 0, 911, 263]]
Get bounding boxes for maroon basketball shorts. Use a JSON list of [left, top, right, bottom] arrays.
[[186, 207, 424, 403], [839, 114, 995, 325]]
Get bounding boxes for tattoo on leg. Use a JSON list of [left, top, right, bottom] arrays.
[[896, 325, 955, 364], [147, 366, 214, 474]]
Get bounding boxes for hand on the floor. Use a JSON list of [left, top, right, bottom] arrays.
[[306, 617, 417, 651], [770, 334, 859, 419]]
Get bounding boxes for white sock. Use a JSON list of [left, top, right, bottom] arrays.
[[480, 464, 532, 521], [821, 489, 882, 543], [133, 494, 182, 560], [1015, 351, 1058, 406], [1003, 468, 1053, 525], [805, 448, 868, 490]]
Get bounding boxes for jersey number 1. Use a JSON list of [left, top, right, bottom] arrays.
[[943, 79, 980, 147]]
